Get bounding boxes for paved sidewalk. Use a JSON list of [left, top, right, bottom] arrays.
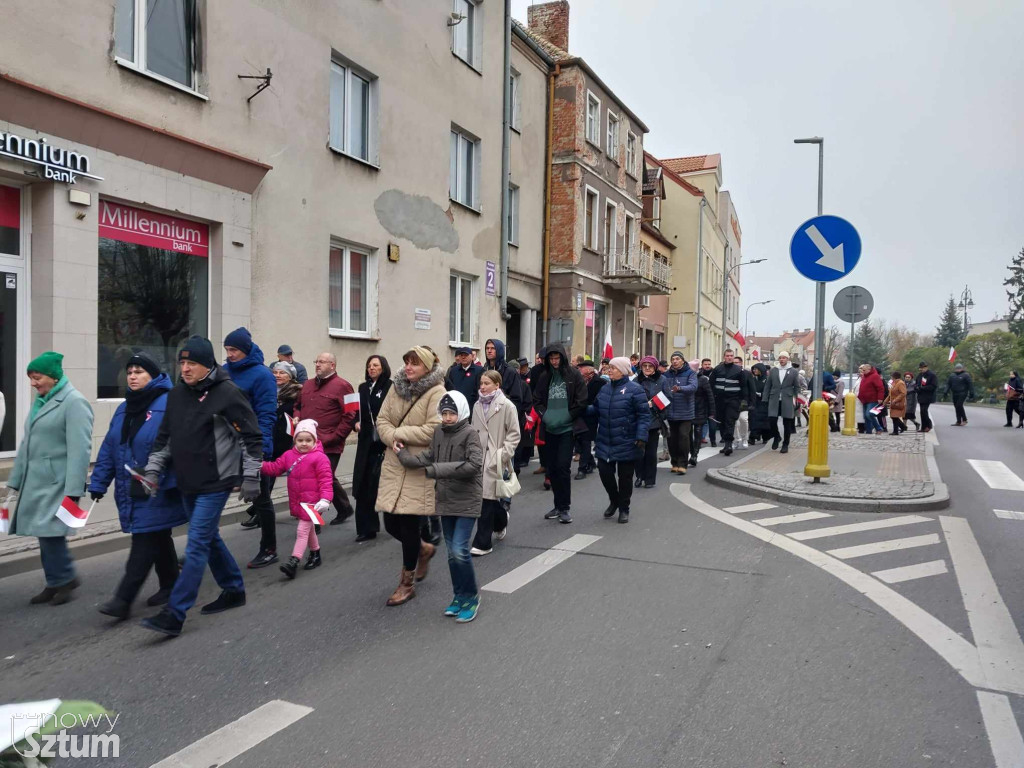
[[705, 430, 949, 513]]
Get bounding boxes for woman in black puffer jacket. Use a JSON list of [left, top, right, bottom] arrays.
[[748, 363, 771, 445], [634, 356, 670, 488]]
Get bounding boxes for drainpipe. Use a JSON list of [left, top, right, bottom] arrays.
[[499, 0, 512, 322], [694, 197, 707, 359], [541, 64, 557, 347]]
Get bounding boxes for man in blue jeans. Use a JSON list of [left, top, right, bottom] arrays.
[[139, 336, 264, 637]]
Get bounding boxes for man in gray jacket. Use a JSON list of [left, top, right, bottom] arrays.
[[762, 352, 801, 453]]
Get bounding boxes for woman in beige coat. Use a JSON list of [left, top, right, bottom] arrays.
[[470, 370, 521, 555], [376, 346, 447, 606]]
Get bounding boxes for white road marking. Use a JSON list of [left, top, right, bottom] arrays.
[[670, 484, 996, 693], [788, 515, 932, 541], [657, 449, 717, 470], [871, 560, 948, 584], [967, 460, 1024, 491], [977, 691, 1024, 768], [926, 429, 939, 446], [723, 502, 777, 514], [941, 515, 1024, 694], [755, 511, 832, 527], [150, 700, 313, 768], [482, 534, 601, 594], [994, 509, 1024, 521], [827, 533, 941, 560]]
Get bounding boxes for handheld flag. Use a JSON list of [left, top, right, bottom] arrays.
[[651, 391, 671, 411], [948, 346, 957, 363], [822, 391, 836, 401], [603, 325, 613, 360], [299, 502, 325, 526], [343, 392, 360, 414], [55, 497, 95, 529], [124, 464, 158, 492], [284, 415, 295, 437], [0, 497, 10, 535]]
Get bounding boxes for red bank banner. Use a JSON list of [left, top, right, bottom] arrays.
[[98, 200, 209, 257], [0, 185, 20, 230]]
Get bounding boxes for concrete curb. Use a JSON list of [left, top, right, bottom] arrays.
[[703, 439, 950, 514]]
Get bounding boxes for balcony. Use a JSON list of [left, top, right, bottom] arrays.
[[602, 248, 671, 294]]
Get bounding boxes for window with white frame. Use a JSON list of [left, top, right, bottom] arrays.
[[329, 241, 374, 336], [451, 0, 481, 69], [584, 187, 599, 250], [586, 92, 601, 145], [624, 213, 636, 255], [510, 69, 522, 131], [507, 183, 520, 245], [329, 57, 378, 165], [626, 131, 637, 177], [450, 127, 480, 209], [651, 194, 661, 228], [607, 112, 620, 160], [114, 0, 200, 90], [604, 201, 617, 255], [449, 272, 476, 345]]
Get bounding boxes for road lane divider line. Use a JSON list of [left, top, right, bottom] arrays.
[[482, 534, 601, 594], [657, 450, 717, 470], [871, 559, 948, 584], [827, 533, 941, 560], [754, 511, 832, 527], [941, 515, 1024, 695], [723, 502, 777, 514], [671, 483, 994, 693], [149, 699, 313, 768], [967, 460, 1024, 492], [976, 691, 1024, 768], [993, 509, 1024, 521], [788, 515, 932, 541]]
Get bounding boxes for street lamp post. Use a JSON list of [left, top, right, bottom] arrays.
[[744, 300, 774, 349], [795, 136, 825, 400], [721, 258, 766, 359], [958, 284, 974, 337]]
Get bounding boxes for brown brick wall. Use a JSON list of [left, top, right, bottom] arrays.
[[527, 1, 569, 52]]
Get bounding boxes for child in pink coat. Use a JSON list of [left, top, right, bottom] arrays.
[[261, 419, 334, 579]]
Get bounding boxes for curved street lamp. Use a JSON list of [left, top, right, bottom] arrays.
[[721, 258, 766, 358]]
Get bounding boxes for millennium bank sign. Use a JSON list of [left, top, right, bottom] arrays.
[[0, 130, 103, 183]]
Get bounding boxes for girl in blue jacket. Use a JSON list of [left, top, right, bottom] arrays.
[[89, 353, 187, 620], [594, 358, 651, 524]]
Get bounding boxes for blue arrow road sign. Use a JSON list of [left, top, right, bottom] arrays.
[[789, 215, 861, 282]]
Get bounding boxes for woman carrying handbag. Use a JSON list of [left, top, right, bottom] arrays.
[[470, 371, 521, 555]]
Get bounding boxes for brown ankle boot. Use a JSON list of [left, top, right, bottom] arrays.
[[386, 569, 416, 606], [415, 541, 436, 582]]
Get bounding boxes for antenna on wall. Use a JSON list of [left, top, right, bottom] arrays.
[[238, 68, 272, 103]]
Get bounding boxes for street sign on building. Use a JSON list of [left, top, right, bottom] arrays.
[[790, 215, 861, 283]]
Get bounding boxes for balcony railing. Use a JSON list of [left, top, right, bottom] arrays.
[[602, 248, 671, 293]]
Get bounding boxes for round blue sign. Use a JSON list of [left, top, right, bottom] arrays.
[[789, 215, 861, 282]]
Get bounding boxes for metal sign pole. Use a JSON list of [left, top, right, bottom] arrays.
[[849, 291, 856, 390], [811, 142, 825, 401]]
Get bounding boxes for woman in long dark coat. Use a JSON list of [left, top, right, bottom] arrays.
[[352, 355, 392, 542], [748, 363, 771, 445]]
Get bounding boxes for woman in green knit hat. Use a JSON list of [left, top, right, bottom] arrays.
[[6, 351, 94, 605]]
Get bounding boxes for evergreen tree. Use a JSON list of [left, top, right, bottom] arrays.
[[1004, 247, 1024, 336], [850, 321, 890, 372], [934, 296, 966, 348]]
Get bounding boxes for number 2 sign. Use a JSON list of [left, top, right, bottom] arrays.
[[485, 261, 496, 296]]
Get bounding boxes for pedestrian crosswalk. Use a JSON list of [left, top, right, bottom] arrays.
[[993, 509, 1024, 521], [967, 459, 1024, 491]]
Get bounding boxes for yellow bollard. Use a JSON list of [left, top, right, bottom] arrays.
[[804, 400, 831, 481], [842, 391, 858, 436]]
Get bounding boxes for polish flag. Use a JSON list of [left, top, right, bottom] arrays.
[[0, 499, 10, 535], [651, 391, 671, 410], [822, 391, 837, 401], [55, 497, 94, 529], [299, 502, 325, 526], [343, 392, 360, 414], [603, 325, 613, 359], [733, 330, 746, 347], [948, 346, 957, 363], [525, 408, 538, 430], [284, 415, 295, 437]]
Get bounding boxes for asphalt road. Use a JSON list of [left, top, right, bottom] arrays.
[[1, 417, 1022, 767]]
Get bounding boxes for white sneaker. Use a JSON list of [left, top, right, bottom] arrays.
[[470, 547, 492, 556], [740, 439, 749, 449], [495, 527, 507, 541]]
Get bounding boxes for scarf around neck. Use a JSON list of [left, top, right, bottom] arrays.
[[31, 376, 68, 419], [122, 383, 165, 445], [478, 389, 498, 415]]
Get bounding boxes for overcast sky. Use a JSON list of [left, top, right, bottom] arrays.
[[511, 0, 1024, 338]]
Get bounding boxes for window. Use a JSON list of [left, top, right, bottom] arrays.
[[452, 0, 481, 69], [607, 112, 620, 159], [624, 213, 636, 255], [329, 242, 372, 336], [510, 69, 521, 131], [449, 273, 476, 345], [97, 201, 209, 398], [584, 187, 599, 250], [651, 194, 661, 229], [604, 201, 617, 255], [626, 131, 638, 177], [624, 305, 637, 356], [450, 127, 480, 209], [507, 184, 520, 245], [115, 0, 199, 91], [586, 92, 601, 145], [329, 57, 378, 165], [585, 299, 609, 361]]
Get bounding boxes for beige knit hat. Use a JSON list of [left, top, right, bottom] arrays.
[[404, 345, 436, 370]]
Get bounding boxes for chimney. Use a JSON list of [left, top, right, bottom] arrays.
[[528, 1, 570, 52]]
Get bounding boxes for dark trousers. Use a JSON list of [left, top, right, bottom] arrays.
[[384, 513, 421, 571], [953, 394, 968, 424], [598, 458, 635, 511], [891, 417, 907, 434], [38, 536, 76, 588], [1007, 400, 1023, 426], [115, 529, 179, 603], [576, 437, 595, 472], [718, 398, 741, 443], [473, 499, 508, 550], [641, 428, 661, 483], [253, 474, 277, 553], [327, 453, 354, 519], [667, 420, 691, 468], [920, 401, 933, 430], [690, 420, 706, 461], [545, 430, 574, 510], [770, 417, 796, 444]]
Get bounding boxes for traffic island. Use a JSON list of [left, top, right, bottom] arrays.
[[704, 431, 949, 513]]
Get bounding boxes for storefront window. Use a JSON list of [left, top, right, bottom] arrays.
[[97, 201, 208, 398], [0, 185, 19, 256]]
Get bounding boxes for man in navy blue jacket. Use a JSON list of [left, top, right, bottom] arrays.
[[223, 327, 280, 569]]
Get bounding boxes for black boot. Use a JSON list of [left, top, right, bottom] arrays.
[[50, 578, 81, 606], [240, 513, 260, 529], [303, 550, 322, 570], [98, 597, 131, 620], [146, 588, 172, 607], [780, 442, 790, 454], [618, 509, 629, 524], [280, 556, 299, 580], [771, 436, 781, 450], [140, 608, 183, 637], [634, 476, 643, 488], [200, 590, 246, 615], [603, 503, 618, 519], [723, 441, 733, 456]]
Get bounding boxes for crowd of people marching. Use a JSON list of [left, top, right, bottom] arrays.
[[0, 331, 1003, 635]]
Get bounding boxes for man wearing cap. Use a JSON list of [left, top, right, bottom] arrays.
[[945, 362, 976, 426], [276, 345, 308, 383], [140, 336, 263, 637], [914, 362, 938, 433], [445, 347, 483, 414]]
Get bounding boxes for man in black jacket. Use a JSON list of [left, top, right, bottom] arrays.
[[445, 346, 483, 413], [914, 361, 938, 433], [690, 364, 716, 466], [708, 349, 756, 456], [532, 343, 588, 524], [483, 339, 524, 414], [946, 362, 976, 426], [140, 336, 263, 637], [575, 359, 606, 479]]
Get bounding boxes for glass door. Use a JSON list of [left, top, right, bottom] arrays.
[[0, 183, 26, 456]]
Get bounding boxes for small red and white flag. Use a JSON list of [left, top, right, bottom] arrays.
[[343, 392, 360, 414], [0, 498, 10, 535], [299, 502, 325, 526], [284, 415, 295, 437], [948, 346, 957, 363], [822, 391, 837, 401], [603, 325, 613, 360], [55, 496, 95, 529], [651, 391, 671, 410]]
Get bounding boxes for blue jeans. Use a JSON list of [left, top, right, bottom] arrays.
[[38, 536, 76, 588], [441, 516, 478, 602], [863, 402, 882, 434], [168, 491, 244, 621]]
